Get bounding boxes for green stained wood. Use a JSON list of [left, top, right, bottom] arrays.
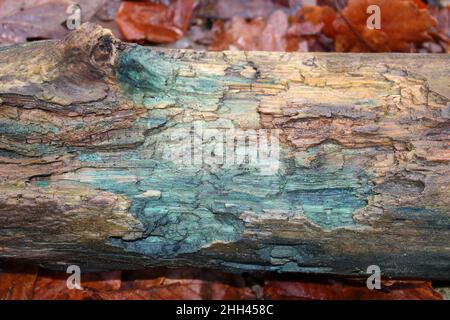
[[0, 24, 449, 279]]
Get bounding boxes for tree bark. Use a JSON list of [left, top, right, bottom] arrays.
[[0, 24, 449, 279]]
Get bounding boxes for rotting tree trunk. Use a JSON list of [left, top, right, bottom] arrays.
[[0, 24, 449, 279]]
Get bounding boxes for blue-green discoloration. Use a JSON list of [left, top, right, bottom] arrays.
[[117, 46, 175, 98], [11, 47, 375, 259], [0, 46, 377, 259], [51, 138, 374, 257], [35, 180, 50, 188], [28, 47, 375, 258], [0, 119, 60, 135]]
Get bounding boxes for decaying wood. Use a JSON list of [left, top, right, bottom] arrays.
[[0, 24, 449, 279]]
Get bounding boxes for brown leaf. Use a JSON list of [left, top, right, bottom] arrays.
[[411, 0, 427, 9], [0, 0, 106, 43], [0, 0, 71, 43], [2, 263, 444, 300], [32, 269, 121, 300], [209, 10, 289, 51], [0, 264, 38, 300], [426, 5, 450, 52], [431, 5, 450, 38], [80, 271, 122, 291], [196, 0, 294, 20], [115, 0, 196, 43], [120, 268, 169, 290], [260, 10, 290, 51], [287, 5, 336, 51], [95, 0, 121, 21], [120, 268, 256, 300], [318, 0, 348, 10], [292, 5, 336, 37], [333, 0, 437, 52], [210, 16, 266, 51], [31, 267, 255, 300], [264, 278, 443, 300], [188, 25, 214, 46]]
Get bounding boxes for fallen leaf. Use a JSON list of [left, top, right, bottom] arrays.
[[115, 0, 196, 43], [287, 5, 336, 51], [292, 5, 336, 37], [30, 267, 255, 300], [1, 263, 445, 300], [80, 271, 122, 291], [32, 269, 121, 300], [120, 268, 256, 300], [333, 0, 437, 52], [318, 0, 348, 10], [196, 0, 294, 20], [264, 278, 443, 300], [0, 0, 105, 43], [188, 25, 214, 46], [95, 0, 121, 21], [260, 10, 290, 51], [209, 10, 289, 51], [209, 16, 266, 51], [411, 0, 428, 9], [0, 0, 72, 43], [431, 5, 450, 38], [0, 263, 38, 300]]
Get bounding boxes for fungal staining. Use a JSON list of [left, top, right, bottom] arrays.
[[33, 46, 377, 258], [65, 139, 374, 257], [116, 46, 175, 98]]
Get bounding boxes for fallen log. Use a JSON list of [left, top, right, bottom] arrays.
[[0, 24, 449, 279]]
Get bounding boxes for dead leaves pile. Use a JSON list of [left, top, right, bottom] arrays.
[[115, 0, 196, 43], [0, 0, 448, 53], [0, 264, 444, 300], [208, 0, 448, 52], [334, 0, 438, 52]]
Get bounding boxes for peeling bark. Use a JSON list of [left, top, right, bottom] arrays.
[[0, 24, 449, 279]]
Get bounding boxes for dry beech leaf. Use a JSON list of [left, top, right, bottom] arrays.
[[287, 5, 336, 51], [1, 264, 445, 300], [115, 0, 196, 43], [80, 271, 122, 291], [264, 278, 443, 300], [95, 0, 121, 21], [210, 10, 289, 51], [0, 264, 38, 300], [291, 5, 337, 38], [119, 268, 256, 300], [418, 5, 450, 53], [196, 0, 296, 20], [0, 0, 105, 43], [0, 0, 72, 43], [333, 0, 437, 52], [209, 16, 266, 51], [411, 0, 428, 9], [31, 268, 255, 300], [32, 270, 121, 300], [431, 5, 450, 38], [260, 10, 290, 51], [318, 0, 348, 10]]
